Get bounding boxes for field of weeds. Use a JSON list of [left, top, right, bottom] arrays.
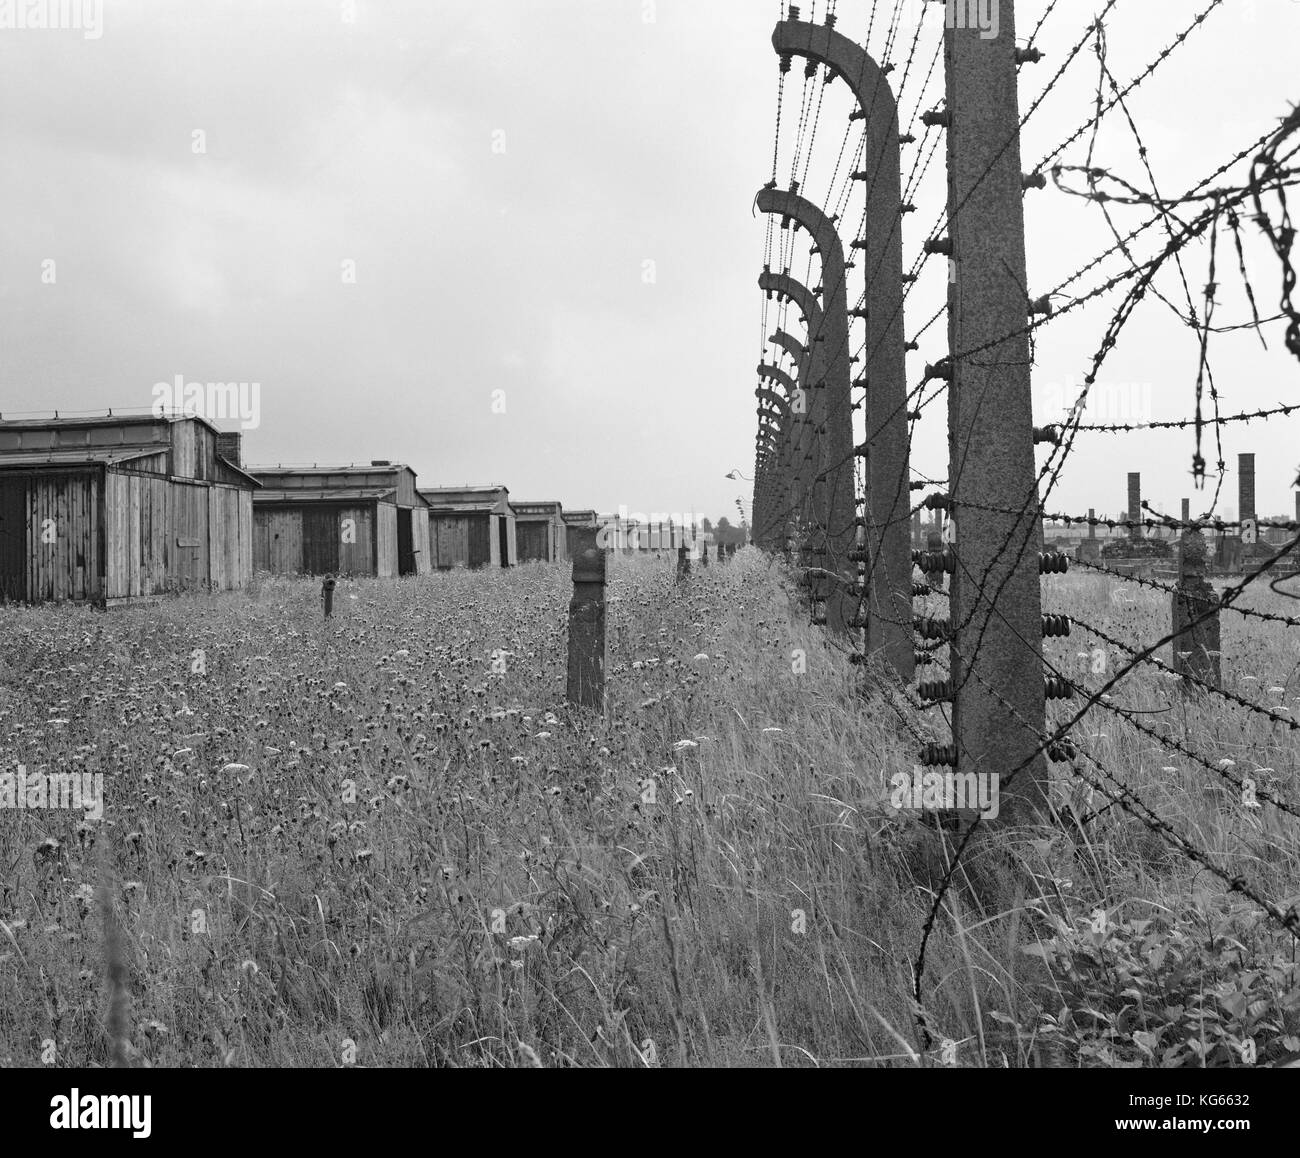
[[0, 550, 1297, 1067]]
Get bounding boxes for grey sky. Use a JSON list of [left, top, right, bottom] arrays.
[[2, 0, 1298, 524]]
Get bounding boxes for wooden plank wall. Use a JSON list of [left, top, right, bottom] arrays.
[[238, 493, 253, 585], [170, 481, 210, 590], [431, 514, 470, 568], [375, 502, 397, 578], [302, 508, 341, 574], [206, 486, 248, 591], [0, 477, 26, 599], [339, 506, 376, 575], [169, 419, 223, 482], [172, 421, 195, 480], [517, 521, 549, 563], [393, 468, 420, 508], [411, 505, 431, 575], [26, 472, 100, 601], [104, 472, 169, 600], [468, 513, 490, 568], [254, 508, 303, 573], [254, 503, 388, 576], [0, 437, 253, 604]]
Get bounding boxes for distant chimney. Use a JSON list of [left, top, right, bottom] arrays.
[[216, 432, 242, 468], [1238, 452, 1256, 525]]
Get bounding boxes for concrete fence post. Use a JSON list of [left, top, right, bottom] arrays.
[[565, 527, 607, 711], [759, 269, 825, 551], [1172, 528, 1221, 690], [942, 0, 1049, 820], [757, 366, 800, 551], [757, 186, 856, 636], [676, 544, 690, 582], [773, 13, 913, 680], [321, 575, 336, 619]]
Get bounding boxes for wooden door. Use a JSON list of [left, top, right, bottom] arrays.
[[0, 477, 27, 601], [302, 508, 340, 575]]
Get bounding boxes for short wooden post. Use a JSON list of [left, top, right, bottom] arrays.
[[566, 528, 607, 711], [701, 542, 709, 568], [1172, 529, 1221, 690], [676, 545, 690, 581], [321, 575, 336, 618]]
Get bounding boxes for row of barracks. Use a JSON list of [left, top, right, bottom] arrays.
[[0, 414, 597, 604]]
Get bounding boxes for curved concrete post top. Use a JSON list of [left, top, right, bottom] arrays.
[[756, 187, 845, 280], [755, 387, 792, 419], [758, 413, 788, 444], [756, 362, 798, 397], [773, 18, 898, 133], [768, 328, 807, 364], [758, 270, 822, 331]]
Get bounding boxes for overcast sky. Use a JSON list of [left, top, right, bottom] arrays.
[[2, 0, 1299, 524]]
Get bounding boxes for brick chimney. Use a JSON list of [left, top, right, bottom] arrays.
[[216, 432, 242, 468]]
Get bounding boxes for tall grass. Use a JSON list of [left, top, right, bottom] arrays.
[[0, 552, 1295, 1066]]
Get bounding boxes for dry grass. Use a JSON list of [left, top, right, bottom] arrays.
[[0, 551, 1295, 1067]]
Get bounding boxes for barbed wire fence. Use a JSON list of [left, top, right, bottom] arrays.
[[749, 0, 1300, 1058]]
